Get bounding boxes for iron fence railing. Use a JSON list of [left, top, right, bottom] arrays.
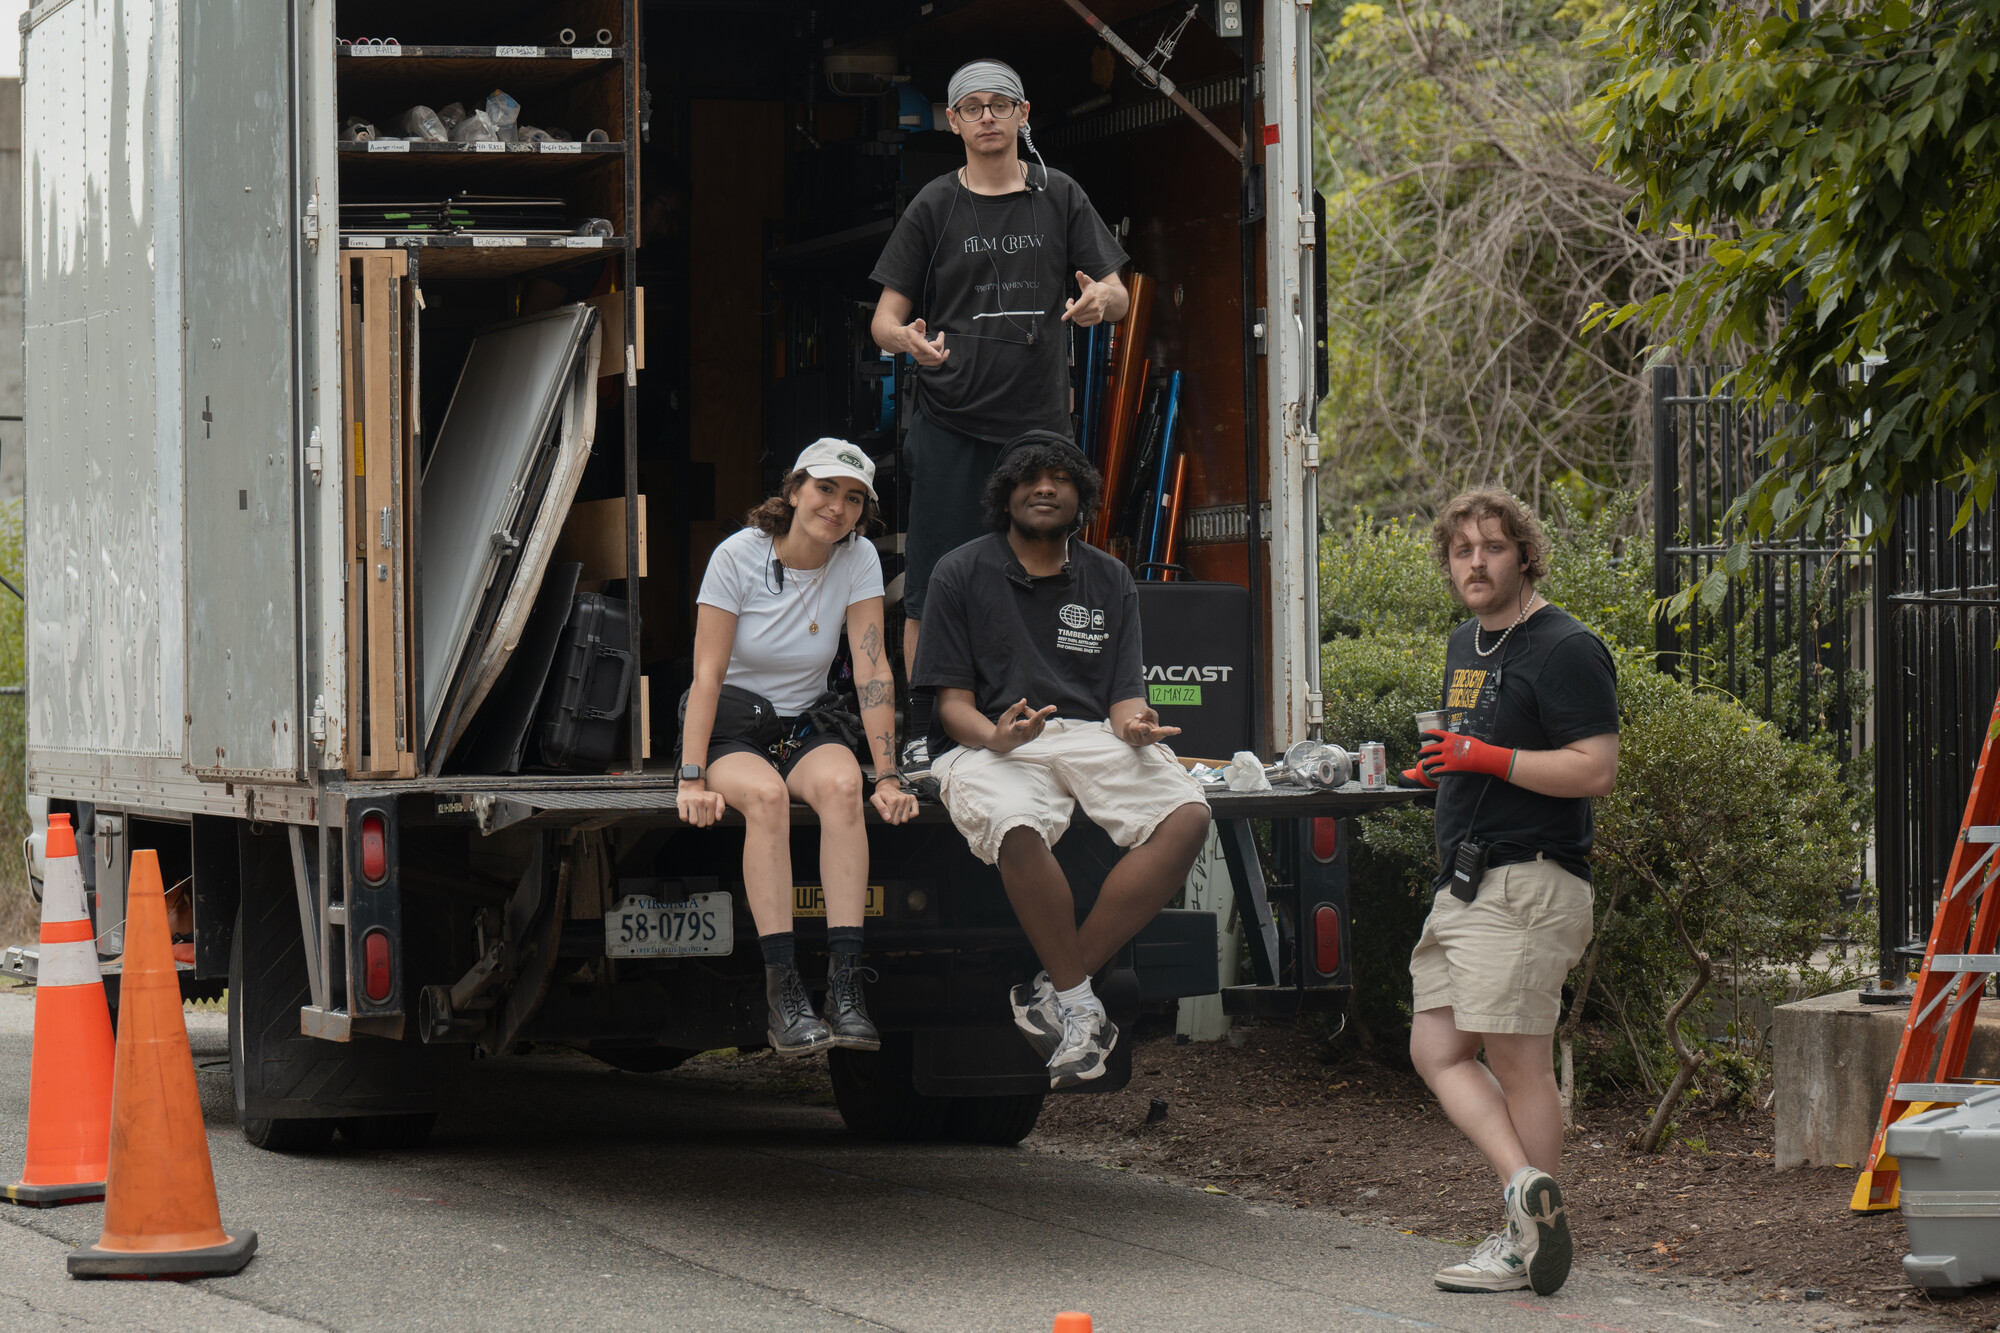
[[1651, 365, 2000, 980], [1650, 366, 1868, 763], [1874, 486, 2000, 975]]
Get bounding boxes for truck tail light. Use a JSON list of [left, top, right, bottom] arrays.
[[362, 929, 392, 1003], [359, 812, 387, 883], [1313, 905, 1341, 976], [1311, 817, 1339, 863]]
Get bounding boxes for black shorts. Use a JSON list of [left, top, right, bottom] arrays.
[[705, 728, 847, 780], [902, 408, 1006, 622]]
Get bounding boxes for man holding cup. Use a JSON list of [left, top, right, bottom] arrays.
[[1400, 489, 1619, 1297]]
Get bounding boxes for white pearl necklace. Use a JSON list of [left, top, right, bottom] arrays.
[[1473, 591, 1539, 657]]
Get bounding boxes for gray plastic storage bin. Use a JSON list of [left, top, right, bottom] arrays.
[[1885, 1085, 2000, 1290]]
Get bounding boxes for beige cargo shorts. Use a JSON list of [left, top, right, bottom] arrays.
[[1409, 853, 1594, 1036], [933, 719, 1209, 865]]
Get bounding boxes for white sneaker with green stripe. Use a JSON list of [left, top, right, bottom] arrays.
[[1506, 1165, 1573, 1295], [1432, 1230, 1530, 1292]]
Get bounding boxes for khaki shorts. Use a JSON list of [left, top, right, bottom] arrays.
[[1409, 854, 1594, 1036], [933, 719, 1210, 865]]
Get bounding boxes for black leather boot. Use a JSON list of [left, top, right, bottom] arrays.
[[765, 963, 832, 1056], [821, 953, 881, 1051]]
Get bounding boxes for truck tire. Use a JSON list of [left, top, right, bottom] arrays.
[[829, 1033, 949, 1141], [229, 828, 458, 1151], [228, 908, 335, 1153], [945, 1092, 1046, 1146]]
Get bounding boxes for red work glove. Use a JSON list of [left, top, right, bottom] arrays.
[[1400, 762, 1438, 789], [1419, 729, 1516, 783]]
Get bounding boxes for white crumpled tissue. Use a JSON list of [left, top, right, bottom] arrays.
[[1224, 751, 1271, 792]]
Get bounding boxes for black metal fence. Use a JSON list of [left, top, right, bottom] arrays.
[[1874, 487, 2000, 973], [1650, 367, 1867, 761], [1651, 365, 2000, 978]]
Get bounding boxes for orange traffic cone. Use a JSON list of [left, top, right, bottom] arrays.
[[68, 850, 256, 1278], [1053, 1315, 1094, 1332], [4, 814, 115, 1207]]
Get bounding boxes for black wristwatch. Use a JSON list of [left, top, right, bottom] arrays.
[[679, 763, 704, 782]]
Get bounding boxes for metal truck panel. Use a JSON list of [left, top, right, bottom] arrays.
[[179, 0, 302, 780], [23, 0, 186, 759]]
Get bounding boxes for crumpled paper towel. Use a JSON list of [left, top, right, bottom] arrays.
[[1224, 751, 1271, 792]]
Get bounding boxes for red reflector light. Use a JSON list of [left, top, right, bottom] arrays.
[[362, 929, 392, 1003], [1313, 905, 1341, 976], [1311, 817, 1339, 862], [359, 812, 387, 883]]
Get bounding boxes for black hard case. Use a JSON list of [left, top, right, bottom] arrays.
[[1134, 580, 1254, 761], [535, 593, 635, 770]]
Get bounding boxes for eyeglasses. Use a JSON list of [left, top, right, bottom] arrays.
[[951, 98, 1019, 121]]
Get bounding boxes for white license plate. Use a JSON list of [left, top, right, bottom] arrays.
[[605, 892, 733, 958]]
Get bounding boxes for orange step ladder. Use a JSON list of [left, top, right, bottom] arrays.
[[1853, 685, 2000, 1211]]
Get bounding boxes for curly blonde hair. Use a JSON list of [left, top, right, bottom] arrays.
[[1430, 488, 1551, 586]]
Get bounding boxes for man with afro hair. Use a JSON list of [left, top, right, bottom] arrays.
[[911, 431, 1210, 1089]]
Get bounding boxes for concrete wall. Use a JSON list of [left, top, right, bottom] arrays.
[[0, 77, 18, 504]]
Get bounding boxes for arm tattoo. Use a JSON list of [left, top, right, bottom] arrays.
[[859, 678, 892, 710], [860, 622, 883, 667], [874, 730, 898, 771]]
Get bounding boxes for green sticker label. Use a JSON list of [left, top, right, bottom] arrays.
[[1149, 683, 1202, 707]]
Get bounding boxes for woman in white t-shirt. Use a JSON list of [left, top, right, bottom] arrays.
[[676, 439, 918, 1057]]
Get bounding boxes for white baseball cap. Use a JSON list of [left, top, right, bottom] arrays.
[[794, 438, 878, 500]]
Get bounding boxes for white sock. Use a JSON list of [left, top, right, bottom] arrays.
[[1055, 979, 1102, 1016]]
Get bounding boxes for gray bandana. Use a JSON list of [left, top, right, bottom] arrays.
[[947, 60, 1026, 111]]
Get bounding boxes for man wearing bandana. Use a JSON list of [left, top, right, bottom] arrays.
[[870, 58, 1129, 783]]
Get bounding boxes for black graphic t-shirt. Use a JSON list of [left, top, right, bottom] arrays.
[[912, 533, 1145, 755], [870, 168, 1127, 442], [1431, 605, 1620, 888]]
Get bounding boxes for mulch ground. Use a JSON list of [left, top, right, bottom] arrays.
[[676, 1019, 2000, 1330], [1029, 1021, 1998, 1331]]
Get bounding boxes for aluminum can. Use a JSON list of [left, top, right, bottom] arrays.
[[1359, 741, 1388, 791]]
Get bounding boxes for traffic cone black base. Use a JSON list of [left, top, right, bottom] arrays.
[[68, 1230, 257, 1279], [2, 1179, 106, 1207]]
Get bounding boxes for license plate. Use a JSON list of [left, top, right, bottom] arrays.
[[605, 892, 733, 958], [792, 884, 885, 917]]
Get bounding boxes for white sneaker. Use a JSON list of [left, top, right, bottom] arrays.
[[1047, 1004, 1118, 1090], [1009, 972, 1063, 1062], [1433, 1231, 1530, 1292], [1506, 1166, 1573, 1295]]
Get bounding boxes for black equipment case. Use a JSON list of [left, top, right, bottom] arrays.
[[1134, 579, 1253, 761], [535, 593, 635, 770]]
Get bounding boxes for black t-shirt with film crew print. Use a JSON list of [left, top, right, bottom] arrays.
[[869, 168, 1127, 442], [1431, 605, 1619, 888], [912, 533, 1144, 756]]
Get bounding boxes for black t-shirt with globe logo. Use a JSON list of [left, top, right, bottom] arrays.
[[911, 532, 1145, 756]]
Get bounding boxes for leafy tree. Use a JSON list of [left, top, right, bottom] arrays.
[[1586, 0, 2000, 593], [1313, 0, 1696, 521], [0, 500, 27, 947]]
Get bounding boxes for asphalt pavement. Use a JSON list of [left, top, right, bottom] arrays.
[[0, 989, 1891, 1333]]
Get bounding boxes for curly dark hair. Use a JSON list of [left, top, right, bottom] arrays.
[[1430, 488, 1551, 585], [744, 467, 883, 542], [980, 435, 1103, 534]]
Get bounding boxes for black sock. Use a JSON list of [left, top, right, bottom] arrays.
[[905, 691, 936, 753], [760, 932, 795, 968], [828, 926, 864, 959]]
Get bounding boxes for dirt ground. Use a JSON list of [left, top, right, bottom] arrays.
[[680, 1020, 2000, 1332]]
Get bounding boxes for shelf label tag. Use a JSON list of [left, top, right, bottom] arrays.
[[495, 45, 539, 57], [572, 47, 613, 58], [473, 140, 506, 153], [346, 236, 386, 248], [472, 236, 527, 248], [367, 139, 410, 152], [566, 236, 605, 248], [347, 44, 400, 57], [539, 140, 583, 154]]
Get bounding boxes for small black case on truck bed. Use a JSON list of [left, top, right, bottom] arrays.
[[536, 593, 634, 770]]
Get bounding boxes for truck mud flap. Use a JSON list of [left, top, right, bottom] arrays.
[[231, 829, 460, 1122]]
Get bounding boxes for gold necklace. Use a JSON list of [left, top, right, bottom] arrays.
[[785, 561, 828, 635]]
